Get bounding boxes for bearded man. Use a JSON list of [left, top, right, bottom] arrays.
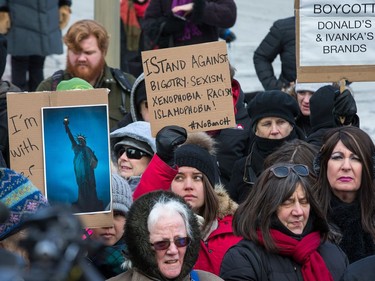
[[37, 19, 136, 129]]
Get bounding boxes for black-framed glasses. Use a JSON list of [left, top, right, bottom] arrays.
[[270, 164, 309, 178], [116, 146, 148, 160], [150, 237, 191, 251]]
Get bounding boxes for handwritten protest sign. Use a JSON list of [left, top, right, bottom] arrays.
[[7, 89, 114, 227], [296, 0, 375, 82], [142, 41, 235, 136]]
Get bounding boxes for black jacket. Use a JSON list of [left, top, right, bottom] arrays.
[[142, 0, 236, 49], [340, 255, 375, 281], [220, 239, 348, 281], [253, 16, 296, 90]]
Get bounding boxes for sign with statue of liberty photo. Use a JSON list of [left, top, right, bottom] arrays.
[[6, 89, 114, 227], [42, 105, 111, 215]]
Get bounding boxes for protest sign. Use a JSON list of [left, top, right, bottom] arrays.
[[142, 41, 235, 136], [296, 0, 375, 82], [7, 89, 113, 227]]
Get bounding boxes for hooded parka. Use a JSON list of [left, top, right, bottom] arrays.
[[107, 190, 223, 281]]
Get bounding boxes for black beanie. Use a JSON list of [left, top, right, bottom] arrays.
[[0, 34, 7, 79], [135, 80, 147, 110], [309, 85, 337, 131], [247, 90, 299, 129], [174, 144, 216, 187]]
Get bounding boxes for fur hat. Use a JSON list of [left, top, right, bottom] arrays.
[[248, 90, 299, 129], [110, 121, 156, 157], [108, 174, 132, 215], [0, 168, 49, 240], [174, 132, 217, 187], [56, 78, 93, 91]]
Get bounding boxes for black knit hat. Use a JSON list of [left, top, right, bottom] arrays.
[[309, 85, 337, 131], [134, 80, 147, 110], [174, 144, 216, 187], [248, 90, 299, 129]]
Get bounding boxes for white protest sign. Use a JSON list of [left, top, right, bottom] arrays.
[[300, 0, 375, 66]]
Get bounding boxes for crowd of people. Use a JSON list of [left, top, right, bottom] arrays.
[[1, 2, 375, 281]]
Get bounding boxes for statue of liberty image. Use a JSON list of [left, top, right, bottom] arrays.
[[63, 116, 102, 212]]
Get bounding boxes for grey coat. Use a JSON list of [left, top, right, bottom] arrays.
[[0, 0, 71, 56]]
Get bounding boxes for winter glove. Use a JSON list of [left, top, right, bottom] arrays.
[[161, 15, 186, 36], [59, 5, 71, 30], [0, 12, 10, 34], [156, 125, 187, 166], [333, 89, 357, 125]]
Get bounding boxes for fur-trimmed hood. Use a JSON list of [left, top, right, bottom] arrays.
[[124, 191, 201, 281], [215, 185, 238, 219]]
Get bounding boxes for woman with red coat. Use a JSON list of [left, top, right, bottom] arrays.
[[133, 127, 242, 275]]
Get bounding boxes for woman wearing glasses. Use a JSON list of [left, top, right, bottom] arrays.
[[108, 190, 223, 281], [227, 90, 305, 204], [133, 127, 241, 276], [110, 121, 156, 192], [220, 163, 348, 281], [314, 126, 375, 263]]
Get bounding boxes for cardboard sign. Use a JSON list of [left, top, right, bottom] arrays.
[[7, 89, 113, 227], [142, 41, 235, 136], [296, 0, 375, 82]]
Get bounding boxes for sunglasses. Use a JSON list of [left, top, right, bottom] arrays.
[[270, 164, 309, 178], [150, 237, 191, 251], [116, 146, 148, 160]]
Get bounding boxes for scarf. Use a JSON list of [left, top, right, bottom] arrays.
[[88, 241, 128, 278], [257, 229, 333, 281], [330, 195, 375, 263], [120, 0, 142, 51], [251, 130, 298, 176], [171, 0, 202, 42]]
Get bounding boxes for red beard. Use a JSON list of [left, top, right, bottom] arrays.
[[66, 56, 106, 86]]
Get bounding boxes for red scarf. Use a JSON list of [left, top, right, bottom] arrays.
[[257, 230, 333, 281]]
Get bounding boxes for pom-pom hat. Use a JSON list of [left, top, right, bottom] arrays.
[[174, 132, 217, 187]]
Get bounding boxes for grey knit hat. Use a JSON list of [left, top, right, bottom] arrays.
[[110, 121, 156, 157], [107, 174, 133, 215]]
